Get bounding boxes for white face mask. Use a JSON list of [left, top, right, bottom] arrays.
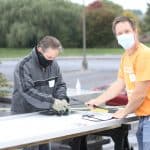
[[117, 33, 135, 50]]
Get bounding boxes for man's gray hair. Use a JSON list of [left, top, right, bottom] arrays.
[[37, 35, 63, 52]]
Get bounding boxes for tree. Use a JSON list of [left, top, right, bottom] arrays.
[[0, 0, 82, 48], [143, 3, 150, 32], [85, 0, 123, 47]]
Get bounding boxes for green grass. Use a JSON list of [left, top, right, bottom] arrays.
[[145, 43, 150, 47], [0, 48, 31, 58], [0, 42, 149, 58], [61, 48, 123, 56], [0, 48, 123, 58]]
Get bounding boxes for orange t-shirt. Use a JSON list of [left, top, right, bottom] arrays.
[[118, 43, 150, 116]]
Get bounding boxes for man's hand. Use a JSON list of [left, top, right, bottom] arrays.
[[112, 109, 127, 119], [85, 98, 101, 109], [52, 99, 69, 115]]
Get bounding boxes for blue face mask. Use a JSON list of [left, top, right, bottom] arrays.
[[117, 33, 135, 50]]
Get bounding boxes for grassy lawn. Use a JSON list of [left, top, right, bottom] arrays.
[[0, 48, 31, 58], [0, 48, 123, 58], [62, 48, 123, 56], [0, 43, 149, 58]]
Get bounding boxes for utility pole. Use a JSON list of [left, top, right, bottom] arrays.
[[82, 0, 88, 70]]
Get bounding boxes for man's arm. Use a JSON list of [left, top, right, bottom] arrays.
[[15, 64, 54, 110], [86, 78, 125, 107], [53, 62, 68, 101], [113, 80, 150, 118]]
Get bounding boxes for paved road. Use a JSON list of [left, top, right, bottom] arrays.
[[0, 57, 120, 90]]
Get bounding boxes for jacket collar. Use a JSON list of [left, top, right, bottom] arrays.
[[32, 47, 42, 68]]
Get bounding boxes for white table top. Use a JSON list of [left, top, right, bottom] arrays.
[[0, 111, 137, 150], [0, 88, 137, 149]]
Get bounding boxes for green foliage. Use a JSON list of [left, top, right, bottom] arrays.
[[0, 73, 9, 87], [6, 22, 36, 47], [143, 3, 150, 32], [103, 0, 123, 14], [0, 0, 127, 48], [85, 1, 123, 47], [0, 73, 10, 97], [0, 0, 82, 48]]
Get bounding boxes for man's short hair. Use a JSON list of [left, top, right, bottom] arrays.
[[112, 16, 136, 35], [37, 36, 62, 52]]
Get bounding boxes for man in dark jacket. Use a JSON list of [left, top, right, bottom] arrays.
[[11, 36, 70, 150], [12, 35, 69, 114]]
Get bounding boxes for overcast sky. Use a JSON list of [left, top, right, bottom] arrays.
[[71, 0, 150, 13]]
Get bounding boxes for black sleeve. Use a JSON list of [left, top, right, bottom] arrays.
[[52, 63, 69, 102]]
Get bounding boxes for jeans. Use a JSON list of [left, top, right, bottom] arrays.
[[136, 116, 150, 150]]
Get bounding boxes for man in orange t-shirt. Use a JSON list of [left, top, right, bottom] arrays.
[[86, 16, 150, 150]]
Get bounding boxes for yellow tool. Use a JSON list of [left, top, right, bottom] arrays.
[[91, 108, 108, 113], [91, 105, 118, 113]]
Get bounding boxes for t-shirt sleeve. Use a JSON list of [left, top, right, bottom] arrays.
[[136, 51, 150, 81]]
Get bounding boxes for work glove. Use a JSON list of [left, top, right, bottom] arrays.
[[52, 99, 70, 116]]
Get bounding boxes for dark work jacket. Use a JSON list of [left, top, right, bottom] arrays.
[[11, 48, 67, 114]]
